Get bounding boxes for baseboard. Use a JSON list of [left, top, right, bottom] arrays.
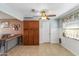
[[39, 42, 59, 45]]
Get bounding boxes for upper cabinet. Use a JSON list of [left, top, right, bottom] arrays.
[[61, 9, 79, 40], [74, 11, 79, 20], [63, 10, 79, 23], [62, 9, 79, 29]]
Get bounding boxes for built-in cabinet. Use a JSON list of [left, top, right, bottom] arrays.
[[23, 20, 39, 45], [59, 7, 79, 55], [62, 9, 79, 40]]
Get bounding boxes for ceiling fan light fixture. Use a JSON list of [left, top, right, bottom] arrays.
[[40, 11, 49, 20], [40, 16, 49, 20], [41, 17, 47, 19]]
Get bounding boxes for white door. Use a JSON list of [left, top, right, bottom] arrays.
[[40, 20, 51, 43]]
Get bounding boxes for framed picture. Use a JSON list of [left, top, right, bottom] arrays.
[[0, 21, 9, 28], [12, 24, 20, 31]]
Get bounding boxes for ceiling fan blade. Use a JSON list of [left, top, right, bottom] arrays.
[[47, 15, 56, 17]]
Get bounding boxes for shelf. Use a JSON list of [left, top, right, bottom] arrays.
[[63, 36, 79, 41], [63, 28, 79, 30]]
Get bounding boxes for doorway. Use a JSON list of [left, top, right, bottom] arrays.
[[40, 20, 51, 43]]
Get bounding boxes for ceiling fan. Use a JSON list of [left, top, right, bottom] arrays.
[[31, 9, 56, 20]]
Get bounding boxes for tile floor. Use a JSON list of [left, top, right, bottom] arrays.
[[7, 43, 74, 56]]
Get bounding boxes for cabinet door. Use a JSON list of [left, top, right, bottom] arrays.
[[23, 21, 29, 29], [26, 21, 39, 29], [33, 30, 39, 45], [28, 30, 34, 45], [24, 30, 29, 45]]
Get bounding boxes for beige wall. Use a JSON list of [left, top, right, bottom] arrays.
[[0, 19, 23, 35]]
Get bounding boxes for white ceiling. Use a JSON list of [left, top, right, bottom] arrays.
[[0, 11, 15, 19], [5, 3, 79, 18], [0, 3, 79, 20]]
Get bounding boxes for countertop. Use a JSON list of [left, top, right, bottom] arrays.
[[0, 34, 22, 41]]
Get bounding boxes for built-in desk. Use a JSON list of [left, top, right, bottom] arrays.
[[0, 34, 22, 56]]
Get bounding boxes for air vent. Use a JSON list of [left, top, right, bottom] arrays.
[[24, 17, 34, 19]]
